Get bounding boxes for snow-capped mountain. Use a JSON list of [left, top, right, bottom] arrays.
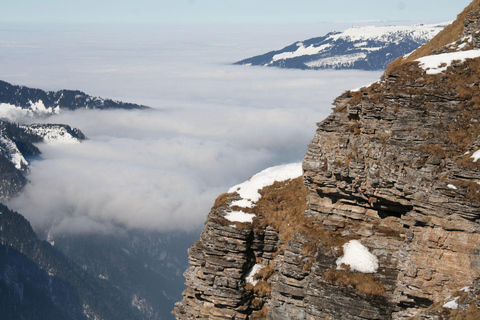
[[235, 23, 447, 70], [0, 80, 148, 120]]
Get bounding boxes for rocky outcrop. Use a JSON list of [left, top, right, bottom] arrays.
[[174, 1, 480, 319]]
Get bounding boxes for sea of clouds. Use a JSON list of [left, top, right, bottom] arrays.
[[1, 22, 382, 233]]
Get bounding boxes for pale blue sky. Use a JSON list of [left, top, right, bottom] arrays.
[[0, 0, 473, 24]]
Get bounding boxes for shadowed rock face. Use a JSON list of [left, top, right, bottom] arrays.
[[174, 1, 480, 319]]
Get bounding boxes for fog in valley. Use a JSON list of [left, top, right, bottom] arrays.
[[1, 23, 382, 234]]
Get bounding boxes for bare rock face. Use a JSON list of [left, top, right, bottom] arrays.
[[174, 1, 480, 319]]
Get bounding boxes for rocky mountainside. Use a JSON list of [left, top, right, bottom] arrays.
[[50, 229, 197, 320], [0, 116, 192, 319], [174, 1, 480, 319], [0, 203, 150, 320], [0, 79, 148, 119], [235, 23, 445, 71], [0, 80, 192, 319], [0, 120, 86, 201]]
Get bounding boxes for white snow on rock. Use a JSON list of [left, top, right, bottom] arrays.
[[461, 286, 471, 293], [273, 43, 332, 61], [447, 184, 458, 190], [416, 49, 480, 75], [305, 52, 367, 69], [471, 149, 480, 162], [350, 80, 381, 92], [29, 100, 60, 115], [21, 125, 80, 144], [336, 240, 379, 273], [329, 23, 444, 43], [225, 162, 302, 226], [228, 162, 303, 208], [443, 297, 460, 309], [224, 211, 256, 223], [245, 264, 265, 286], [0, 135, 28, 170]]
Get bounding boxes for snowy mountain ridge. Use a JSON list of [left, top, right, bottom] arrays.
[[235, 23, 447, 70], [0, 80, 148, 121]]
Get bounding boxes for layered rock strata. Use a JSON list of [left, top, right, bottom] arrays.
[[174, 1, 480, 319]]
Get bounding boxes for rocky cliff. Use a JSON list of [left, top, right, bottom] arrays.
[[174, 1, 480, 319]]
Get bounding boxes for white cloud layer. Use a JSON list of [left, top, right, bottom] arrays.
[[3, 24, 382, 233]]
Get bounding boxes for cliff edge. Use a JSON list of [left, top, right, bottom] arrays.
[[174, 1, 480, 319]]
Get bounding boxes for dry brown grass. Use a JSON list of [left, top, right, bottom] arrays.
[[407, 290, 480, 320], [212, 192, 236, 210], [387, 0, 480, 76], [448, 303, 480, 320], [245, 283, 254, 291], [323, 269, 386, 295], [250, 298, 264, 310], [253, 281, 272, 298], [255, 177, 309, 244], [349, 122, 361, 135], [250, 305, 268, 319], [296, 219, 357, 255], [254, 263, 275, 282], [457, 153, 480, 170], [453, 180, 480, 204], [418, 144, 448, 159]]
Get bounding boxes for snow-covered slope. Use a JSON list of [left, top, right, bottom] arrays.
[[0, 133, 30, 171], [235, 23, 447, 71], [225, 163, 302, 223]]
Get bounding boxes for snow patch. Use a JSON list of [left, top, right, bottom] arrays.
[[447, 184, 457, 190], [471, 149, 480, 162], [353, 42, 368, 47], [443, 297, 459, 309], [350, 80, 380, 92], [273, 43, 332, 61], [416, 49, 480, 75], [228, 163, 302, 208], [305, 52, 367, 69], [0, 135, 28, 170], [225, 162, 302, 227], [461, 286, 471, 293], [98, 274, 109, 280], [245, 264, 264, 286], [224, 211, 256, 223], [336, 240, 379, 273], [21, 125, 80, 144]]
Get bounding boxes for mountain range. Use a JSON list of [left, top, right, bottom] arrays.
[[235, 23, 446, 70], [0, 81, 192, 320]]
